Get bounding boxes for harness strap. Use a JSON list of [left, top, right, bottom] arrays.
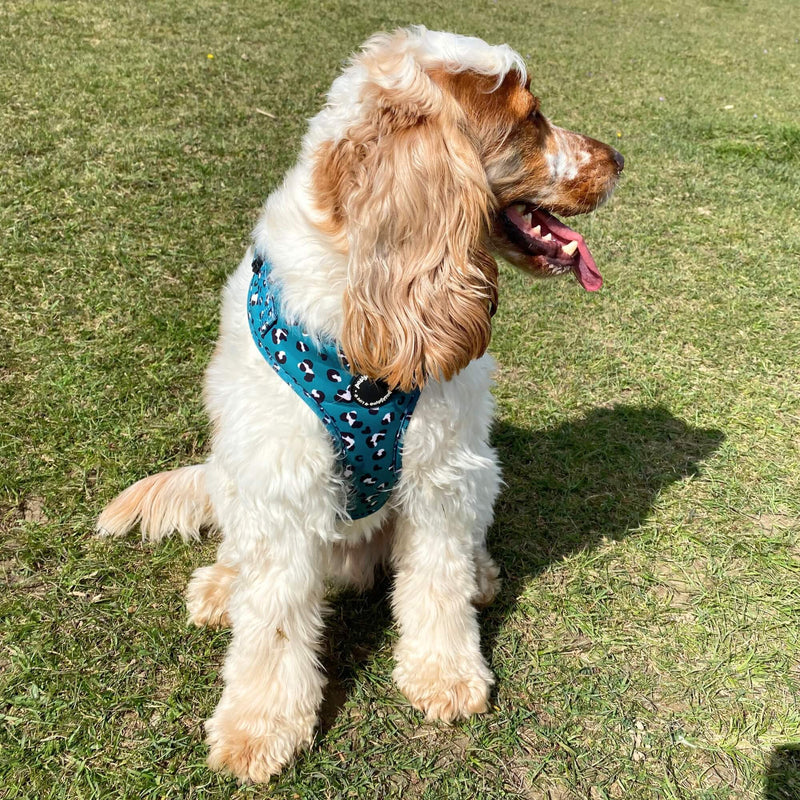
[[246, 254, 420, 520]]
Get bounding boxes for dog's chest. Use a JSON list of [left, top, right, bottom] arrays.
[[247, 256, 420, 519]]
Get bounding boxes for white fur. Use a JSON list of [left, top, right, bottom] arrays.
[[545, 125, 590, 183], [202, 28, 509, 781], [99, 27, 528, 782]]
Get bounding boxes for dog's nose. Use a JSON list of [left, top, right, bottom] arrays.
[[612, 149, 625, 173]]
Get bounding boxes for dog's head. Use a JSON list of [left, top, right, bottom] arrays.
[[312, 27, 623, 391]]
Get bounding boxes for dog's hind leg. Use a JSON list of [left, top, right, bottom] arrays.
[[187, 556, 237, 629], [472, 545, 501, 608]]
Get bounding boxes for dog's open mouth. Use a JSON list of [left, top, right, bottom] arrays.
[[501, 203, 603, 291]]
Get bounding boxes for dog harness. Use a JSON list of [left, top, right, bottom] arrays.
[[247, 254, 421, 520]]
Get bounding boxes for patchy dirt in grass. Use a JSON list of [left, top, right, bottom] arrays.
[[757, 513, 800, 533], [649, 557, 715, 610], [21, 496, 49, 524]]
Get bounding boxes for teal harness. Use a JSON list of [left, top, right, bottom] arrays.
[[246, 254, 421, 520]]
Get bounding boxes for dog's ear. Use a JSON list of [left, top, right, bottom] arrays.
[[314, 62, 498, 392]]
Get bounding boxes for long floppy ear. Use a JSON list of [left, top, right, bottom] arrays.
[[315, 61, 498, 392]]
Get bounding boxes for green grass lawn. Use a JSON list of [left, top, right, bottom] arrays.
[[2, 0, 799, 797]]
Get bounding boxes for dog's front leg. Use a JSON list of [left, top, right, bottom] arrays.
[[390, 505, 495, 722], [204, 529, 326, 783]]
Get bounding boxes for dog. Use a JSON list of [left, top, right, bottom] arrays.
[[97, 26, 623, 782]]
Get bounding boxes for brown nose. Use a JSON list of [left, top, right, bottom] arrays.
[[612, 149, 625, 173]]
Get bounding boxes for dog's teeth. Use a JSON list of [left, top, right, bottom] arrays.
[[531, 225, 541, 236], [511, 203, 526, 214], [562, 240, 579, 256], [542, 233, 553, 241]]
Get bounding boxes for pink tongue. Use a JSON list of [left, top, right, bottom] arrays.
[[574, 240, 603, 292], [530, 209, 603, 292]]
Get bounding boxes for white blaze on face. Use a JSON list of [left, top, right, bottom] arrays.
[[546, 126, 589, 183]]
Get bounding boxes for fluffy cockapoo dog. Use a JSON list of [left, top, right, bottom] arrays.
[[98, 27, 623, 782]]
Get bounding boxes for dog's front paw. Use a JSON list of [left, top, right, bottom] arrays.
[[394, 657, 494, 722], [186, 563, 236, 629], [205, 706, 314, 783]]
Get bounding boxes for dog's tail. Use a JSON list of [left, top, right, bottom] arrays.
[[96, 463, 215, 543]]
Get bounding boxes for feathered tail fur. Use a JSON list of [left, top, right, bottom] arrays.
[[96, 463, 215, 542]]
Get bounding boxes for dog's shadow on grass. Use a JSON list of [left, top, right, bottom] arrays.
[[482, 404, 724, 659], [764, 744, 800, 800], [319, 404, 724, 732]]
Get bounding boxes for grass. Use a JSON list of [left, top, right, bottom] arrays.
[[2, 0, 799, 797]]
